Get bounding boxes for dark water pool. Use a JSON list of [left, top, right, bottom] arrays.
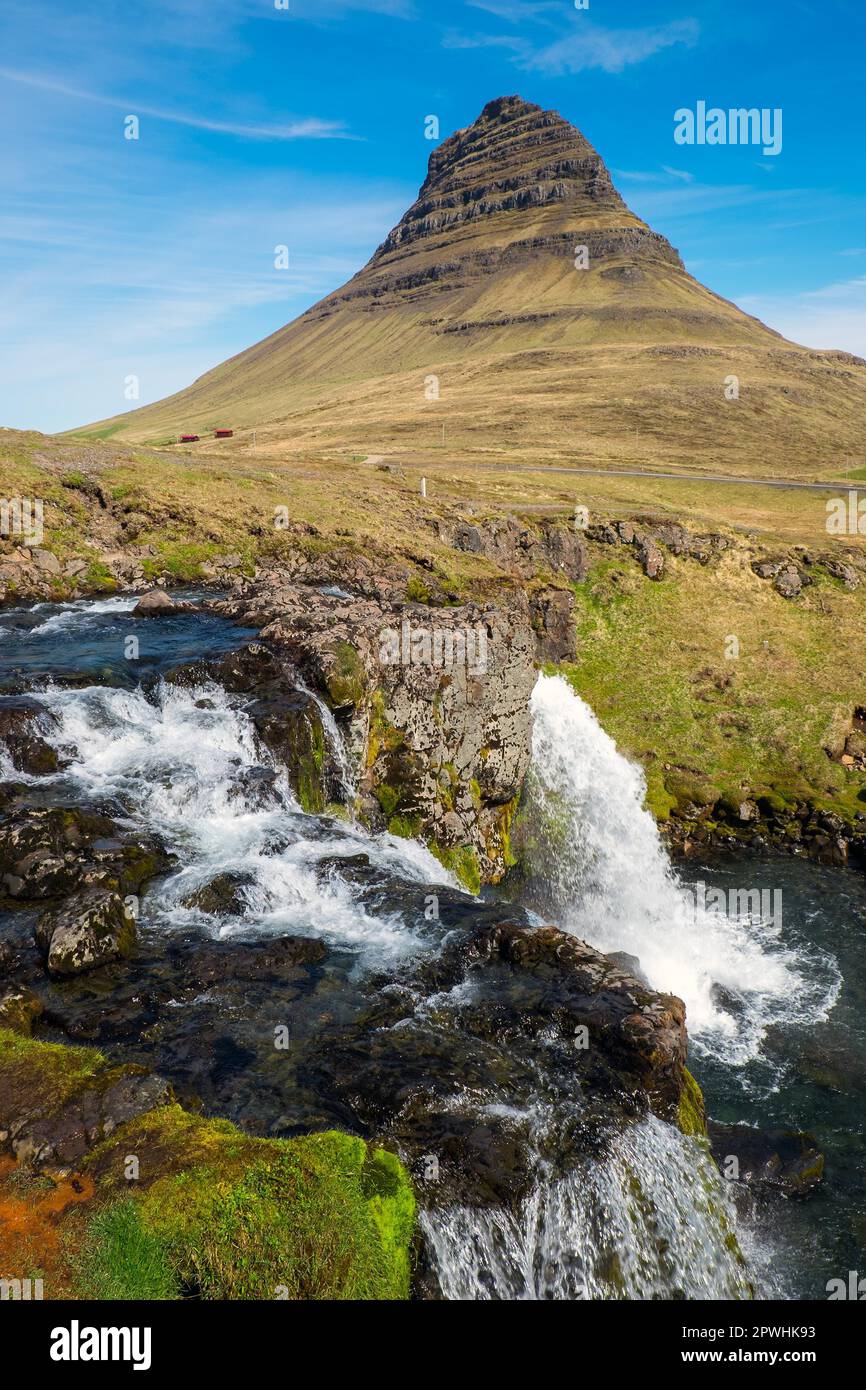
[[0, 593, 256, 690], [680, 856, 866, 1299]]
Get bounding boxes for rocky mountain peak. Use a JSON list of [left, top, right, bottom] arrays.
[[375, 94, 628, 260]]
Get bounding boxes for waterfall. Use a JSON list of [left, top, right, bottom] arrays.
[[523, 674, 839, 1066], [421, 1115, 752, 1300], [295, 675, 356, 805]]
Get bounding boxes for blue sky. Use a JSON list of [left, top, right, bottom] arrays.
[[0, 0, 864, 433]]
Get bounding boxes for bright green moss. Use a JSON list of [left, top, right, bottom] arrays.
[[326, 640, 367, 708], [0, 1038, 415, 1302], [430, 842, 481, 896], [677, 1067, 708, 1139], [405, 575, 430, 604]]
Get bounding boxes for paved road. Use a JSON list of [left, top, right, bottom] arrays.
[[412, 460, 866, 494]]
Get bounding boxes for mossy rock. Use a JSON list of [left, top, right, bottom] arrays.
[[253, 692, 326, 814], [430, 842, 481, 896], [644, 774, 677, 823], [405, 575, 431, 604], [664, 770, 722, 813], [756, 789, 790, 818], [0, 1033, 415, 1301], [0, 989, 43, 1036], [677, 1066, 707, 1139], [325, 640, 367, 709]]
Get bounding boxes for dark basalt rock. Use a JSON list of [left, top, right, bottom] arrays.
[[0, 805, 168, 902], [181, 871, 257, 917], [438, 515, 587, 587], [170, 934, 328, 989], [0, 699, 59, 775], [0, 1055, 173, 1168], [708, 1122, 825, 1196], [262, 916, 693, 1209], [213, 581, 537, 886], [160, 644, 337, 813]]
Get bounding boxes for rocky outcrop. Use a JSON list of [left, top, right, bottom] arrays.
[[369, 95, 681, 278], [276, 912, 693, 1210], [35, 889, 136, 976], [0, 806, 168, 902], [212, 581, 537, 886], [437, 514, 587, 587]]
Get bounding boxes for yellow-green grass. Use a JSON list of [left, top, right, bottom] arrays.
[[558, 546, 866, 822]]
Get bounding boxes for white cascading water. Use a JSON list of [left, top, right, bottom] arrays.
[[421, 1114, 752, 1300], [44, 678, 448, 963], [526, 674, 840, 1065], [295, 675, 356, 804], [28, 595, 138, 636]]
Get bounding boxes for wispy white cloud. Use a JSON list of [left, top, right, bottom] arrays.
[[445, 8, 699, 76], [662, 164, 694, 183], [0, 68, 355, 141], [465, 0, 560, 19], [522, 18, 700, 75], [442, 30, 528, 52], [288, 0, 416, 16], [615, 167, 697, 185]]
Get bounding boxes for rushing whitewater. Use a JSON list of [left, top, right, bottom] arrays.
[[525, 675, 840, 1065], [44, 678, 448, 963], [421, 1114, 751, 1300]]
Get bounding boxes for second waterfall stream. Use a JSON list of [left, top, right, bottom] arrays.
[[523, 674, 839, 1067]]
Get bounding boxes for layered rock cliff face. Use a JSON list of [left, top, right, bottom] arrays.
[[212, 579, 538, 888], [332, 94, 683, 310]]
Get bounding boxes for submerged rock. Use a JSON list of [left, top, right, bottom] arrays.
[[181, 871, 257, 917], [708, 1122, 825, 1196]]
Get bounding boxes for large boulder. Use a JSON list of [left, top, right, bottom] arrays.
[[132, 588, 197, 616], [35, 889, 137, 976], [288, 916, 693, 1209]]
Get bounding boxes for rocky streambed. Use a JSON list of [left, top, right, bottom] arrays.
[[0, 583, 860, 1299]]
